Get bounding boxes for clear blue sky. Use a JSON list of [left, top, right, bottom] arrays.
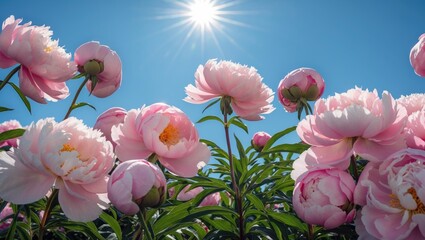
[[1, 0, 425, 147]]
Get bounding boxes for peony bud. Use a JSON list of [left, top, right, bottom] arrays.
[[251, 131, 271, 151], [108, 159, 167, 215], [410, 34, 425, 77]]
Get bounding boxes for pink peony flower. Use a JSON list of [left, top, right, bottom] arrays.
[[93, 107, 127, 148], [295, 87, 407, 171], [277, 67, 325, 113], [184, 59, 275, 121], [0, 120, 22, 148], [74, 41, 122, 98], [0, 117, 114, 222], [293, 168, 356, 229], [354, 149, 425, 239], [0, 16, 77, 103], [405, 110, 425, 150], [410, 34, 425, 77], [112, 103, 210, 177], [108, 159, 166, 215], [251, 131, 271, 151], [397, 93, 425, 115], [0, 203, 24, 231], [171, 185, 221, 206]]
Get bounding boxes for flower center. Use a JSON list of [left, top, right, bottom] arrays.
[[61, 143, 76, 152], [390, 187, 425, 215], [159, 124, 180, 146]]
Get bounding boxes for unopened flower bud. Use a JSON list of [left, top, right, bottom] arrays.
[[83, 59, 104, 76]]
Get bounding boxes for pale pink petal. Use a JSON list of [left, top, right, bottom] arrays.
[[353, 138, 406, 163], [159, 142, 210, 177], [0, 152, 55, 204]]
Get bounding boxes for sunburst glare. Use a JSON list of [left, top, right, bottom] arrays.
[[157, 0, 250, 58]]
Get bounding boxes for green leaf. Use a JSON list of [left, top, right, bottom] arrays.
[[100, 212, 122, 240], [268, 212, 307, 232], [72, 72, 85, 79], [86, 222, 106, 240], [0, 107, 13, 112], [262, 126, 297, 151], [228, 116, 248, 134], [7, 82, 31, 114], [196, 115, 224, 125], [202, 98, 220, 113], [246, 194, 265, 211], [70, 102, 96, 112], [0, 129, 25, 142], [261, 143, 309, 155]]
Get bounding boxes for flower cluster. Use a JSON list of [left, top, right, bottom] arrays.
[[1, 13, 425, 240]]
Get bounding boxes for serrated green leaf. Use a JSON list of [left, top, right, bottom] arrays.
[[196, 115, 224, 125], [100, 212, 122, 240], [7, 82, 31, 114], [228, 116, 248, 134], [0, 129, 25, 142], [0, 107, 13, 112], [262, 126, 297, 151], [202, 98, 221, 113]]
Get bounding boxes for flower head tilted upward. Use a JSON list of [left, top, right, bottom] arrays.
[[184, 59, 275, 120]]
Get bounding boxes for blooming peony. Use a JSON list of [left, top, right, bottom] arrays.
[[0, 120, 22, 148], [405, 110, 425, 150], [74, 41, 122, 98], [397, 93, 425, 115], [108, 159, 166, 215], [0, 16, 76, 103], [354, 149, 425, 239], [277, 67, 325, 113], [93, 107, 127, 148], [251, 131, 271, 151], [112, 103, 210, 177], [184, 59, 275, 121], [0, 117, 114, 222], [0, 203, 24, 231], [293, 168, 356, 229], [295, 87, 407, 171], [410, 34, 425, 77]]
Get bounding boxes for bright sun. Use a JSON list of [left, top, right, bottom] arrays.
[[188, 0, 217, 28]]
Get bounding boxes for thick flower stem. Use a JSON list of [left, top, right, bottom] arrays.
[[223, 114, 244, 239], [137, 208, 153, 240], [0, 65, 21, 91], [307, 224, 314, 240], [63, 76, 90, 120], [38, 188, 59, 240]]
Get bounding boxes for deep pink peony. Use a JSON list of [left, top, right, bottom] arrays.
[[171, 185, 221, 207], [112, 103, 210, 177], [108, 159, 166, 215], [184, 59, 275, 121], [405, 110, 425, 150], [354, 149, 425, 239], [0, 117, 114, 222], [93, 107, 127, 148], [410, 34, 425, 77], [277, 67, 325, 113], [295, 87, 407, 171], [251, 131, 271, 151], [0, 119, 22, 148], [293, 168, 356, 229], [0, 203, 24, 231], [74, 41, 122, 98], [0, 16, 77, 103]]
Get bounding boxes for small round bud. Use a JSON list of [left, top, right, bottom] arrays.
[[83, 60, 104, 76]]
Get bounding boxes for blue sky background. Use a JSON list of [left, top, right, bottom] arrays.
[[1, 0, 425, 150]]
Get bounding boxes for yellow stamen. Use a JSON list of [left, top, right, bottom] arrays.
[[60, 143, 76, 152], [44, 46, 53, 53], [389, 187, 425, 216], [159, 124, 180, 146]]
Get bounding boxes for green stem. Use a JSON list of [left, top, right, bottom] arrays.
[[0, 65, 21, 92], [350, 155, 359, 181], [38, 189, 59, 240], [307, 224, 314, 240], [223, 114, 244, 239], [137, 208, 153, 240], [63, 76, 90, 120]]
